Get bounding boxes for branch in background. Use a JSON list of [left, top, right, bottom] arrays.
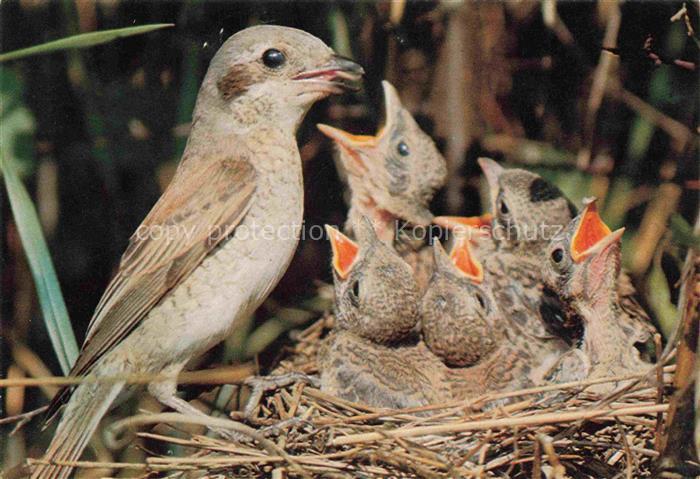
[[630, 183, 683, 276], [605, 78, 696, 153], [481, 135, 576, 168], [602, 34, 697, 72], [656, 214, 700, 471], [671, 2, 700, 50], [643, 34, 697, 72], [579, 0, 621, 171]]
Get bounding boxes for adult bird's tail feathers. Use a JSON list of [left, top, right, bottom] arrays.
[[30, 380, 124, 479]]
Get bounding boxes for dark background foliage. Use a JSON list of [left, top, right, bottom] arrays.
[[1, 0, 698, 468]]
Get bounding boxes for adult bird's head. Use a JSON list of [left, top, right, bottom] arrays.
[[198, 25, 363, 133], [325, 217, 420, 344], [317, 81, 446, 239], [477, 158, 577, 252], [543, 198, 624, 308]]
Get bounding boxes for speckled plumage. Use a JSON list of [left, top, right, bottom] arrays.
[[320, 233, 557, 409], [33, 26, 362, 479], [423, 242, 561, 392], [318, 81, 446, 291], [475, 158, 653, 349], [542, 201, 653, 393]]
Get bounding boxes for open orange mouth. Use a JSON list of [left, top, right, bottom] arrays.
[[325, 225, 359, 279], [570, 199, 613, 263], [449, 236, 484, 283]]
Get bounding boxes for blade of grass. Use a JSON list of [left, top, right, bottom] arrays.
[[0, 24, 174, 63], [1, 156, 78, 374]]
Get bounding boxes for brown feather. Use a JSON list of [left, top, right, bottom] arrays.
[[46, 157, 256, 421]]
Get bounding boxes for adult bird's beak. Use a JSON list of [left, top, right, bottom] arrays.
[[293, 55, 364, 93], [449, 236, 484, 283], [325, 225, 359, 279], [570, 198, 618, 263]]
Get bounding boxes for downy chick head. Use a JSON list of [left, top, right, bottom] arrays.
[[477, 158, 578, 251], [543, 198, 623, 310], [326, 217, 421, 343], [421, 238, 500, 367], [318, 81, 447, 237], [199, 25, 363, 130]]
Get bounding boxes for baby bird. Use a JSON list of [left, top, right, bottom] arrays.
[[319, 219, 445, 408], [326, 217, 420, 343], [542, 199, 651, 393], [435, 158, 653, 346], [320, 225, 558, 409], [318, 81, 447, 290], [476, 157, 577, 255], [423, 239, 559, 397], [421, 238, 497, 368], [318, 81, 447, 243]]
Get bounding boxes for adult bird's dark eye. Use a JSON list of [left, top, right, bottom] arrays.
[[262, 49, 285, 68], [499, 199, 509, 214], [551, 248, 564, 264], [397, 141, 410, 156], [476, 293, 486, 310]]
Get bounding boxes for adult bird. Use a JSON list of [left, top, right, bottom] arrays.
[[32, 25, 362, 479]]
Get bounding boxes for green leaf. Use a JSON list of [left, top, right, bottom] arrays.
[[669, 214, 700, 251], [0, 24, 174, 63], [646, 253, 677, 340], [0, 68, 36, 177], [1, 156, 78, 374]]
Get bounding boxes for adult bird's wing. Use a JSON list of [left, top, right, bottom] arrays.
[[47, 156, 256, 420]]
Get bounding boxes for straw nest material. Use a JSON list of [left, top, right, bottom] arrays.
[[79, 299, 673, 479]]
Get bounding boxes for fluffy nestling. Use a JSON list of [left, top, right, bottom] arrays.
[[318, 81, 447, 243], [543, 199, 652, 393]]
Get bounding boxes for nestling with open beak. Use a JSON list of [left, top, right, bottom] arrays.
[[432, 158, 575, 340], [423, 240, 559, 397], [318, 81, 447, 291], [437, 158, 653, 349], [318, 81, 447, 243], [320, 224, 562, 408], [32, 25, 363, 479], [319, 219, 445, 408], [543, 199, 652, 393]]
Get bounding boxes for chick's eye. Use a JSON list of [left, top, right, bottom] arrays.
[[262, 49, 286, 68], [476, 293, 486, 310], [499, 198, 509, 215], [551, 248, 564, 264], [397, 141, 410, 156], [348, 279, 360, 307]]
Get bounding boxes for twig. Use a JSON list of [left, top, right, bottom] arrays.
[[615, 419, 637, 479], [579, 0, 621, 170], [0, 405, 48, 427], [538, 433, 566, 478], [605, 78, 696, 152], [330, 403, 668, 446], [0, 363, 255, 388], [106, 412, 311, 479]]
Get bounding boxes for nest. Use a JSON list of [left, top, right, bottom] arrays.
[[118, 313, 671, 479]]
